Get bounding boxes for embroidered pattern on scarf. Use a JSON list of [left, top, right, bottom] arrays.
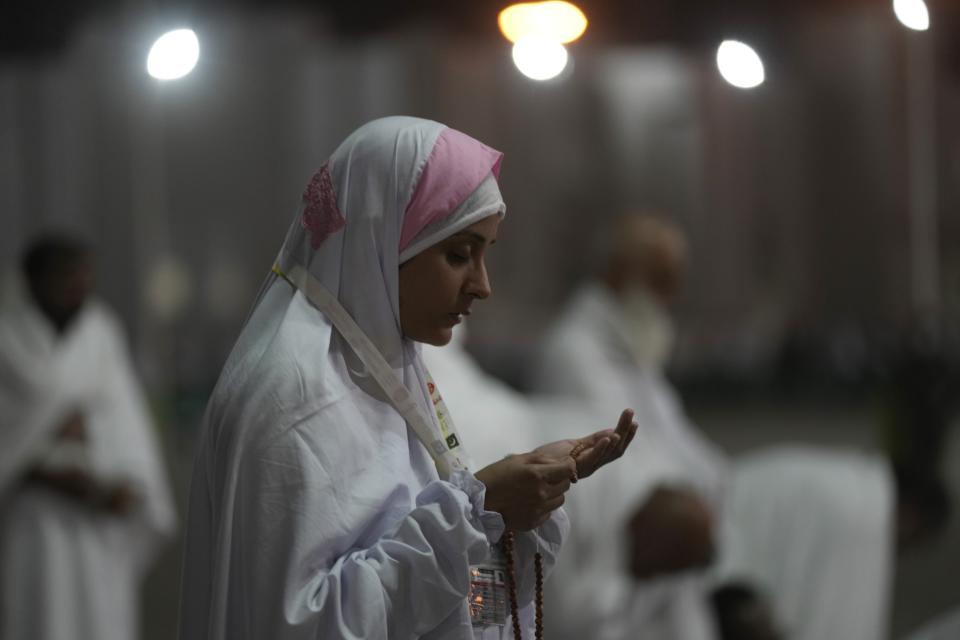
[[301, 163, 346, 249]]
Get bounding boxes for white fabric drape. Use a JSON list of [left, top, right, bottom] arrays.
[[716, 446, 894, 640]]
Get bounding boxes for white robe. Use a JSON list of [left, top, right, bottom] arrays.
[[716, 446, 893, 640], [532, 283, 726, 640], [0, 295, 177, 640]]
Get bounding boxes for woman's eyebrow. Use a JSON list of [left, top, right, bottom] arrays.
[[451, 231, 495, 245]]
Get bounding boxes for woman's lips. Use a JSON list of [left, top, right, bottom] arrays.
[[445, 308, 471, 325]]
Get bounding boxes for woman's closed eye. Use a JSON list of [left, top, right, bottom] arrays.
[[445, 246, 472, 266]]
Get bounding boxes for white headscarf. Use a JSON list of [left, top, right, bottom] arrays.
[[265, 116, 504, 410], [274, 117, 501, 358]]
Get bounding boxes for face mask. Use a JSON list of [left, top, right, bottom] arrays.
[[619, 286, 676, 369]]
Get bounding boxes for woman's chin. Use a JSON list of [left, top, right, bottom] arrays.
[[413, 328, 453, 347]]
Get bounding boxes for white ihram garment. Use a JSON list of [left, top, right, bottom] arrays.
[[178, 117, 567, 640], [533, 283, 726, 640], [0, 291, 177, 640]]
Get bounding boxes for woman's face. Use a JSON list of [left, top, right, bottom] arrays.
[[398, 213, 500, 346]]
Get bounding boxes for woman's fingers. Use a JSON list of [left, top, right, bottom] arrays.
[[575, 441, 601, 477], [541, 494, 566, 512], [577, 429, 615, 449], [621, 420, 639, 454], [532, 510, 554, 529], [586, 410, 634, 465], [568, 410, 641, 478], [609, 409, 637, 458], [524, 411, 640, 489], [539, 457, 577, 484], [575, 436, 614, 477], [540, 474, 571, 497], [615, 409, 634, 438]]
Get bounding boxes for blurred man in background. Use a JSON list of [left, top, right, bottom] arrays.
[[532, 213, 726, 640], [531, 212, 951, 640], [0, 233, 176, 640]]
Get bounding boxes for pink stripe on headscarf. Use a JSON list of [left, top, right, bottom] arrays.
[[399, 127, 503, 252]]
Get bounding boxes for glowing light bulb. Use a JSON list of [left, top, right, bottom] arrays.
[[893, 0, 930, 31], [716, 40, 765, 89], [499, 2, 588, 44], [511, 36, 569, 81], [147, 29, 200, 80]]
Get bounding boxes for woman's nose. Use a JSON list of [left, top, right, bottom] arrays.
[[465, 263, 492, 300]]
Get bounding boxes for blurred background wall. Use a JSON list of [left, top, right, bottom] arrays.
[[1, 1, 959, 637]]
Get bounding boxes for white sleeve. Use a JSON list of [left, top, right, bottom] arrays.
[[232, 435, 504, 640]]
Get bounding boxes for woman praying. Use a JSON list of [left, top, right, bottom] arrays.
[[178, 116, 637, 639]]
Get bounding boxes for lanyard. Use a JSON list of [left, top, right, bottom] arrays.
[[272, 263, 472, 479]]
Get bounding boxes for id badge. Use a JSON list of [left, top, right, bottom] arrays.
[[468, 546, 508, 627]]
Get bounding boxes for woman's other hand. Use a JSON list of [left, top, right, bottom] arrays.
[[475, 453, 577, 531], [533, 409, 638, 480]]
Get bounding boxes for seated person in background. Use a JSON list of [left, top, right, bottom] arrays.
[[0, 233, 177, 640], [532, 213, 726, 640]]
